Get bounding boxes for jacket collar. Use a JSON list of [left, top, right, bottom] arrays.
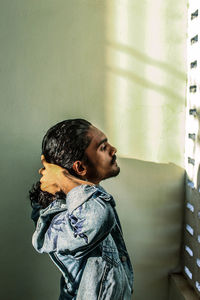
[[66, 184, 116, 214]]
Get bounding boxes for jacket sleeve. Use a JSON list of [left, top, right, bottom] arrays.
[[57, 185, 116, 257]]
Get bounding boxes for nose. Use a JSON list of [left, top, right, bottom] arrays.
[[110, 145, 117, 156]]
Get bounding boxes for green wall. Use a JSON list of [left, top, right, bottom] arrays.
[[0, 1, 186, 299]]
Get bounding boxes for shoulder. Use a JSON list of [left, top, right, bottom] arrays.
[[67, 185, 116, 232], [66, 184, 115, 215]]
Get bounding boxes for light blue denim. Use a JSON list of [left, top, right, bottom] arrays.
[[32, 185, 134, 300]]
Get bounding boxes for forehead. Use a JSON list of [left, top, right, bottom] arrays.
[[87, 126, 106, 148]]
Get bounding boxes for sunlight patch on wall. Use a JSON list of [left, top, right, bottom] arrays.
[[105, 0, 186, 166]]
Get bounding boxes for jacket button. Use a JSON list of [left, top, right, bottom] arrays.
[[121, 256, 127, 262]]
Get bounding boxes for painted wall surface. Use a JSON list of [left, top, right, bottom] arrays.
[[0, 1, 186, 300]]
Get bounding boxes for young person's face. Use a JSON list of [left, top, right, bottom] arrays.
[[84, 126, 120, 183]]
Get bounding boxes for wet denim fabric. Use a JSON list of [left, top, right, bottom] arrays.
[[32, 185, 134, 300]]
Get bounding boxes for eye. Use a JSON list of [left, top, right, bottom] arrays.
[[100, 143, 107, 151]]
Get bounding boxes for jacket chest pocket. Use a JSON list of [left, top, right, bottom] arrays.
[[101, 236, 121, 267]]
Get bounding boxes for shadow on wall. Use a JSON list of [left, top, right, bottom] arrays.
[[107, 41, 186, 81], [106, 42, 184, 104], [102, 157, 185, 300], [105, 39, 186, 164]]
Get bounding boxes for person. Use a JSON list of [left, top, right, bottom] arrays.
[[30, 118, 134, 300]]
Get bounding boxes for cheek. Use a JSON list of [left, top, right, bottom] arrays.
[[98, 154, 111, 168], [89, 152, 111, 171]]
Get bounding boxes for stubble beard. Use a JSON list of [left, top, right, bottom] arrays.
[[85, 159, 120, 183], [104, 165, 120, 180], [99, 162, 120, 182]]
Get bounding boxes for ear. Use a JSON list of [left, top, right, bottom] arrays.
[[72, 161, 87, 177]]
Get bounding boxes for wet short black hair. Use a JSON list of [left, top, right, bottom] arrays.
[[42, 118, 92, 174]]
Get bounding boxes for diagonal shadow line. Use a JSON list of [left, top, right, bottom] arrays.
[[107, 66, 184, 103], [107, 41, 186, 81]]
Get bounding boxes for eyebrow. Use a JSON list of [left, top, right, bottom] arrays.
[[97, 138, 108, 148]]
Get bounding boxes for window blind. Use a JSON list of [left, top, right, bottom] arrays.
[[184, 0, 200, 295]]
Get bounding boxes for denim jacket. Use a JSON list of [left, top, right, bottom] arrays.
[[32, 184, 134, 300]]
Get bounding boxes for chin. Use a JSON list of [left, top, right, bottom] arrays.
[[104, 166, 120, 180], [113, 166, 120, 177]]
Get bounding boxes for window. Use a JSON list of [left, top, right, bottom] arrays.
[[184, 1, 200, 295]]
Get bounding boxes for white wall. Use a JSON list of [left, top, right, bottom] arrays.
[[0, 1, 186, 299]]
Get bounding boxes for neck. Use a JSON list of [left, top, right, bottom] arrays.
[[83, 176, 101, 185]]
